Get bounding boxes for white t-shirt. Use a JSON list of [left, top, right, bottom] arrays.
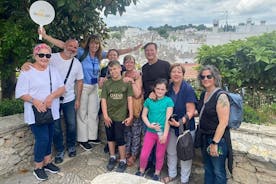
[[50, 53, 83, 103], [15, 66, 64, 125]]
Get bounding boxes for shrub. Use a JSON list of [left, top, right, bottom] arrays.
[[243, 103, 275, 125], [0, 99, 24, 117]]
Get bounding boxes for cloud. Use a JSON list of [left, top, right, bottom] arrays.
[[102, 0, 276, 28]]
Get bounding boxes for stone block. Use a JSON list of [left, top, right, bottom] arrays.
[[256, 167, 276, 177], [256, 172, 276, 184], [0, 138, 4, 146], [232, 167, 257, 184], [14, 130, 25, 138], [19, 146, 32, 157], [250, 159, 276, 171], [236, 161, 256, 172], [91, 172, 162, 184]]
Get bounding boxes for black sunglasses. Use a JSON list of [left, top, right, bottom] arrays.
[[37, 53, 51, 58], [200, 74, 213, 80]]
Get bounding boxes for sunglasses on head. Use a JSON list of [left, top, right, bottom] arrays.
[[200, 74, 213, 80], [37, 53, 51, 58]]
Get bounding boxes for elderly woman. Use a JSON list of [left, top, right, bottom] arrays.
[[197, 65, 232, 184], [162, 63, 197, 184], [15, 43, 65, 181], [122, 55, 143, 166]]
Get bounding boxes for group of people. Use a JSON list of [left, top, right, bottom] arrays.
[[15, 28, 233, 184]]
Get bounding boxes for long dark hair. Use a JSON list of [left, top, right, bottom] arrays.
[[80, 35, 103, 61]]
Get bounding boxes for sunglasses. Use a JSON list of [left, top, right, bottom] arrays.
[[37, 53, 51, 58], [200, 74, 213, 80]]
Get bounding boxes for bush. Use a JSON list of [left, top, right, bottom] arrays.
[[0, 99, 24, 117], [243, 103, 276, 125]]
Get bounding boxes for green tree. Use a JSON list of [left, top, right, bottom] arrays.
[[197, 31, 276, 107], [0, 0, 137, 99]]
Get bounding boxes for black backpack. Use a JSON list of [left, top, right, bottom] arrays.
[[176, 120, 194, 161]]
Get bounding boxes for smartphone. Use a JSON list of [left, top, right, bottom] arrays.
[[207, 145, 223, 155], [169, 114, 178, 121]]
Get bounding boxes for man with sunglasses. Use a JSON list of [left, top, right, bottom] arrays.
[[21, 39, 84, 164]]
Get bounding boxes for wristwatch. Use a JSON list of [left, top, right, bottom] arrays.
[[211, 140, 218, 145], [29, 97, 34, 104]]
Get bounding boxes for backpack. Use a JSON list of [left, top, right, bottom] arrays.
[[176, 121, 194, 161], [217, 91, 243, 129]]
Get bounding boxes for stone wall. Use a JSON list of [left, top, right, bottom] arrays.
[[0, 114, 275, 183], [0, 114, 33, 177]]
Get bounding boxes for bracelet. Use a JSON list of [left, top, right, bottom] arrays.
[[184, 114, 190, 122]]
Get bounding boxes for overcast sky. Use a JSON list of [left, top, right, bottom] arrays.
[[102, 0, 276, 29]]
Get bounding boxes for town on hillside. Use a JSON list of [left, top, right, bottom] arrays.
[[104, 19, 276, 79]]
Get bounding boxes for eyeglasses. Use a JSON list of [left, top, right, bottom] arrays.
[[37, 53, 51, 58], [200, 74, 213, 80]]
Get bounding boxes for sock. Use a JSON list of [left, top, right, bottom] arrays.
[[110, 155, 116, 159], [120, 159, 127, 164]]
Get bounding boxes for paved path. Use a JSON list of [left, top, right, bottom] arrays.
[[0, 144, 203, 184]]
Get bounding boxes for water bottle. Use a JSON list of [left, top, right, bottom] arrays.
[[152, 122, 163, 140], [156, 123, 163, 140], [157, 130, 163, 140]]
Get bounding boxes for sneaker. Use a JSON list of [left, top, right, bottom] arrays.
[[106, 157, 117, 171], [68, 147, 76, 157], [152, 174, 160, 181], [116, 161, 127, 173], [44, 162, 60, 173], [145, 163, 155, 177], [88, 139, 101, 145], [135, 171, 145, 177], [55, 151, 64, 164], [33, 168, 48, 181], [79, 142, 92, 151]]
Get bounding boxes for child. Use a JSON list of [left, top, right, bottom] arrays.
[[101, 60, 133, 173], [136, 78, 174, 181]]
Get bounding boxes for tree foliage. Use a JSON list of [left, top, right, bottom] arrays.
[[196, 31, 276, 107], [148, 23, 210, 32], [0, 0, 137, 99]]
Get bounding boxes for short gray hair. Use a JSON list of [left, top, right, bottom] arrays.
[[198, 65, 221, 88]]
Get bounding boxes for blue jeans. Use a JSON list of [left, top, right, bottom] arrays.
[[30, 122, 54, 162], [201, 136, 228, 184], [53, 100, 77, 152]]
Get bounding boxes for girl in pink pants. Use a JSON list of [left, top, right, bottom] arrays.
[[136, 79, 174, 181]]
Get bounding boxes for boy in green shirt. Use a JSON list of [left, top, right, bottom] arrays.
[[101, 60, 133, 172]]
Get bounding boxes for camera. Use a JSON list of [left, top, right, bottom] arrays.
[[59, 96, 64, 101], [169, 114, 178, 121]]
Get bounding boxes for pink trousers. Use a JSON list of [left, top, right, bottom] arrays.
[[139, 131, 169, 171]]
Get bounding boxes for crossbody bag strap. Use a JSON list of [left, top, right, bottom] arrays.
[[49, 66, 52, 93], [63, 58, 74, 84]]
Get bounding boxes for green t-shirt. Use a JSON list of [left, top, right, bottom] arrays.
[[101, 78, 133, 121], [144, 96, 174, 133]]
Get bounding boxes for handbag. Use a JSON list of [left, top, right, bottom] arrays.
[[194, 125, 201, 148], [32, 67, 54, 125], [32, 106, 53, 125], [176, 119, 194, 161]]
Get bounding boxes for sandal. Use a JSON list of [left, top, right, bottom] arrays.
[[127, 156, 136, 167], [161, 176, 177, 184]]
